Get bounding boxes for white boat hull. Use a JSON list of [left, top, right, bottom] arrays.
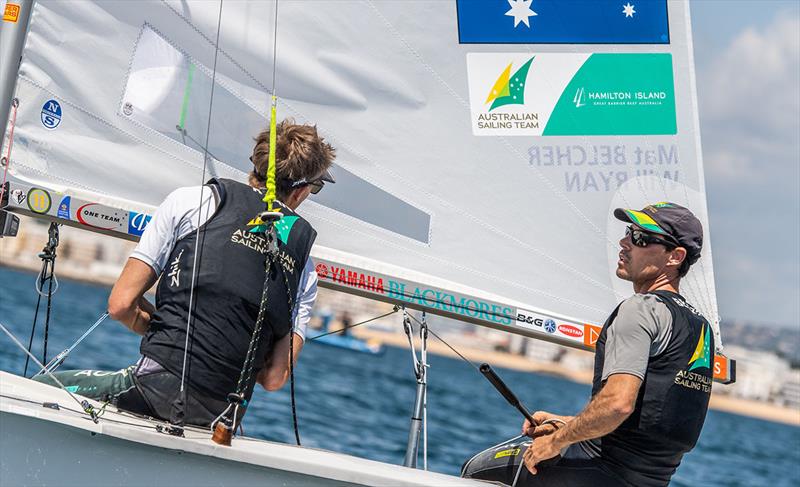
[[0, 372, 484, 486]]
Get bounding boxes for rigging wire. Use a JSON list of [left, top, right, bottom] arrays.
[[407, 312, 482, 372], [1, 322, 100, 422], [266, 0, 304, 447], [176, 0, 225, 429], [34, 312, 110, 377], [307, 307, 400, 341]]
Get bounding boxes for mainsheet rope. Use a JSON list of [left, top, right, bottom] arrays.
[[22, 222, 60, 376]]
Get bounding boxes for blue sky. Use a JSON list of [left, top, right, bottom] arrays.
[[691, 1, 799, 327]]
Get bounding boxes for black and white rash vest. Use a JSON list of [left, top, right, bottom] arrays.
[[590, 290, 715, 487], [141, 178, 316, 405]]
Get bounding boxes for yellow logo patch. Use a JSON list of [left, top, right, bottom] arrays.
[[3, 3, 20, 23], [27, 188, 52, 214], [494, 448, 521, 459]]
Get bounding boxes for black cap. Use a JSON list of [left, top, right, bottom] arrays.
[[614, 202, 703, 264]]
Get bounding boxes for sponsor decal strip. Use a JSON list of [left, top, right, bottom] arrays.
[[316, 261, 514, 326], [4, 181, 151, 241]]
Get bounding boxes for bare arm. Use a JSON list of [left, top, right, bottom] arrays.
[[108, 258, 158, 336], [522, 411, 576, 438], [523, 373, 642, 474], [256, 333, 304, 391]]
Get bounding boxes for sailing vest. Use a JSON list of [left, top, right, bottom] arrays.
[[591, 290, 714, 487], [140, 178, 316, 405]]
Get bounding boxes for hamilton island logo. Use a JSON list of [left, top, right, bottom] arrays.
[[544, 319, 556, 333], [573, 88, 587, 108], [485, 57, 535, 111]]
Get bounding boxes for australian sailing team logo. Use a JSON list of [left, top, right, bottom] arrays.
[[468, 55, 540, 135], [485, 57, 534, 112], [688, 323, 711, 371], [674, 323, 712, 393]]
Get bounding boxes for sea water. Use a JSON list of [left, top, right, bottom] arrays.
[[0, 267, 798, 486]]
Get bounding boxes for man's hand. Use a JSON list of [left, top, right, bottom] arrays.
[[522, 411, 573, 438], [523, 432, 563, 475]]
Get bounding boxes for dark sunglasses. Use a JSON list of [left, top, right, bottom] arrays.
[[251, 155, 327, 194], [287, 177, 325, 194], [307, 179, 324, 194], [626, 226, 677, 249]]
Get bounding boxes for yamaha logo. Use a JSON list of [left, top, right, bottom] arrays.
[[315, 263, 329, 279]]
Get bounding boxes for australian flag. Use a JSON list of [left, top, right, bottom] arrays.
[[456, 0, 669, 44]]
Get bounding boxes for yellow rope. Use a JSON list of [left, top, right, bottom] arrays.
[[263, 95, 278, 211]]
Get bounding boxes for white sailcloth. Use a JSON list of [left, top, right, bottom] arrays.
[[1, 0, 721, 350]]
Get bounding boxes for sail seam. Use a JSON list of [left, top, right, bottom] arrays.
[[160, 0, 267, 92], [18, 77, 214, 176], [119, 23, 264, 173]]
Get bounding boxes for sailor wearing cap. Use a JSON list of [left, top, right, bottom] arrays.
[[520, 203, 715, 487]]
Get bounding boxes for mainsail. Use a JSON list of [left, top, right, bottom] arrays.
[[1, 0, 731, 380]]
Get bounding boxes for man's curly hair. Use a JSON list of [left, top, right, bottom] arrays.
[[249, 118, 335, 199]]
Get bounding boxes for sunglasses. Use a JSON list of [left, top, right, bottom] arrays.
[[307, 179, 324, 194], [626, 226, 678, 249]]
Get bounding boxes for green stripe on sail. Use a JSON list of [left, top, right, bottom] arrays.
[[178, 63, 196, 130]]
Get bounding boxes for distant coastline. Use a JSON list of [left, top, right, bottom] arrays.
[[352, 328, 800, 427]]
